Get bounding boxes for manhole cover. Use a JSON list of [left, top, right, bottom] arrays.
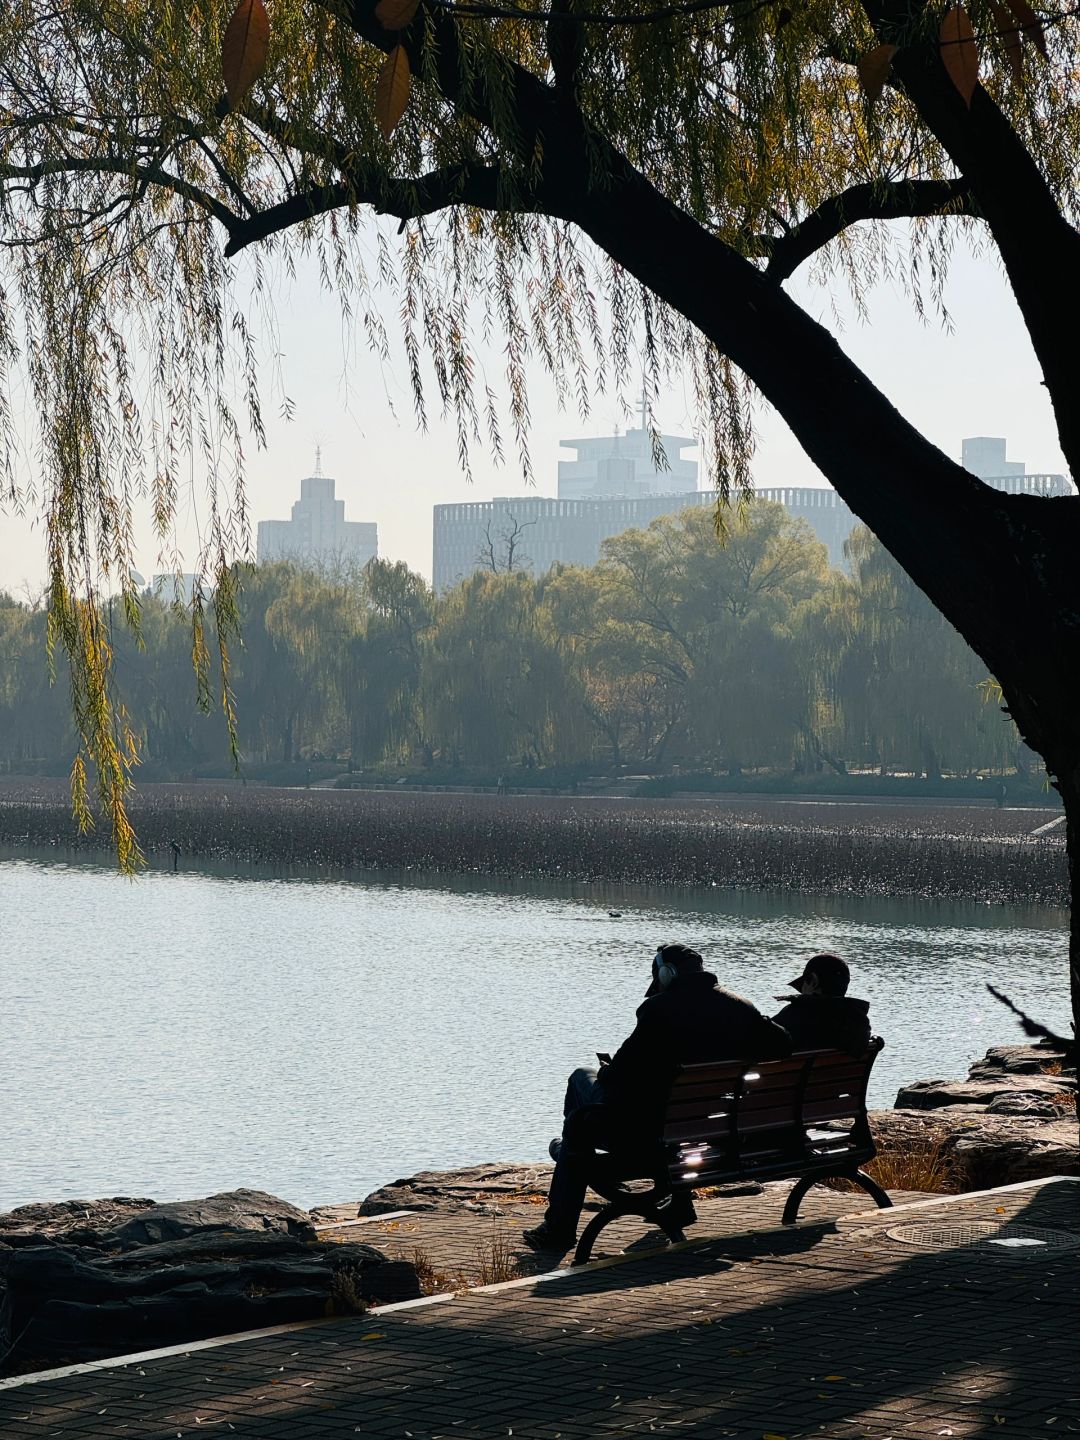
[[887, 1221, 1080, 1256]]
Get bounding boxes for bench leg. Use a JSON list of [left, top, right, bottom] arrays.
[[849, 1168, 893, 1211], [573, 1206, 620, 1265], [782, 1173, 817, 1226]]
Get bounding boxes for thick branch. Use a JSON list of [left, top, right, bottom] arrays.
[[223, 162, 508, 256], [761, 177, 975, 281], [862, 0, 1080, 473], [0, 154, 239, 234]]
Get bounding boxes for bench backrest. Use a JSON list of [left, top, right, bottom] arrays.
[[661, 1039, 884, 1186]]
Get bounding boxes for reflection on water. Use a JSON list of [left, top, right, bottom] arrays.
[[0, 848, 1069, 1211]]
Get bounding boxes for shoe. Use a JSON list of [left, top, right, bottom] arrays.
[[522, 1222, 575, 1253], [664, 1194, 698, 1227], [548, 1137, 562, 1163]]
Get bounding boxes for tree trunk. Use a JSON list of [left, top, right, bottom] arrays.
[[1061, 772, 1080, 1128]]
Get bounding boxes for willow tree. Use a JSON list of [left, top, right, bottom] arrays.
[[2, 0, 1079, 1028]]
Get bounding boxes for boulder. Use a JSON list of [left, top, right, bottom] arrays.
[[968, 1042, 1073, 1079], [0, 1192, 418, 1375], [357, 1162, 553, 1216], [868, 1106, 1079, 1190], [0, 1196, 156, 1248], [107, 1188, 317, 1248], [894, 1073, 1074, 1111]]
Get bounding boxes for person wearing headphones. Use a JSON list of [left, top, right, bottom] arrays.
[[522, 942, 792, 1253]]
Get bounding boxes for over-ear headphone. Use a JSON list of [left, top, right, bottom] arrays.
[[654, 948, 679, 989]]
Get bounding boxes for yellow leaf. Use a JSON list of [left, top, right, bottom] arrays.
[[988, 0, 1023, 80], [995, 1205, 1007, 1213], [856, 44, 897, 107], [221, 0, 270, 110], [763, 1434, 787, 1439], [823, 1374, 845, 1380], [375, 45, 411, 142], [375, 0, 421, 30], [361, 1331, 387, 1341], [939, 6, 979, 107]]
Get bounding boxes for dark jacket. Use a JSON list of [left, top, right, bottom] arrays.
[[771, 994, 872, 1056], [601, 971, 792, 1134]]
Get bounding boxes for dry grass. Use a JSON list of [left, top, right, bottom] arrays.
[[825, 1137, 960, 1196], [408, 1226, 522, 1296], [330, 1263, 370, 1314], [473, 1227, 521, 1286]]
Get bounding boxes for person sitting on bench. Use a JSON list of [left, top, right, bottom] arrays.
[[772, 952, 872, 1056], [522, 943, 792, 1254]]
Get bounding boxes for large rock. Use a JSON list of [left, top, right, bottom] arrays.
[[0, 1189, 316, 1251], [0, 1196, 156, 1248], [355, 1162, 553, 1217], [0, 1191, 418, 1375], [869, 1107, 1079, 1190], [894, 1073, 1074, 1110]]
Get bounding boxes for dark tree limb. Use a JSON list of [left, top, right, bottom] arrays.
[[223, 161, 510, 256], [862, 0, 1080, 475], [761, 177, 976, 281]]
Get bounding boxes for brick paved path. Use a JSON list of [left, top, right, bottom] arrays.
[[2, 1179, 1077, 1440]]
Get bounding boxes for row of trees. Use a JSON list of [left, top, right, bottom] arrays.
[[0, 505, 1024, 779]]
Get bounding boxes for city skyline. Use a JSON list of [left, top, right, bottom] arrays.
[[0, 239, 1073, 594]]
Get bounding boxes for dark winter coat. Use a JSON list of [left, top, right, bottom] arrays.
[[600, 971, 792, 1134], [770, 994, 872, 1056]]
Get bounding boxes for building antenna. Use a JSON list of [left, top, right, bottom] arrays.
[[639, 379, 648, 432], [314, 443, 323, 477]]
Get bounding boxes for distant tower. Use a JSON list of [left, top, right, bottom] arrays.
[[256, 454, 378, 570]]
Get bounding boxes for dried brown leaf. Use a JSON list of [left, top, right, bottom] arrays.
[[221, 0, 270, 110], [1006, 0, 1048, 59], [988, 0, 1023, 80], [939, 5, 979, 107], [375, 45, 411, 142], [856, 43, 898, 106], [375, 0, 421, 30]]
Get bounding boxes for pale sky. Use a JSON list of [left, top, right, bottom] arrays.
[[0, 227, 1070, 596]]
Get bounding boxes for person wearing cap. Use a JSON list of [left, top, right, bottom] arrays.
[[523, 942, 792, 1253], [772, 953, 872, 1056]]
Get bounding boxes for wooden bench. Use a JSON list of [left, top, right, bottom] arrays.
[[573, 1039, 891, 1264]]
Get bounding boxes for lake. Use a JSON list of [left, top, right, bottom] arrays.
[[0, 849, 1070, 1213]]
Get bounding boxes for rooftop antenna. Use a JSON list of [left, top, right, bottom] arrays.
[[639, 380, 648, 432], [314, 443, 324, 477]]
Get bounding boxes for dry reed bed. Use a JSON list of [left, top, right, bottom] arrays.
[[0, 779, 1066, 905]]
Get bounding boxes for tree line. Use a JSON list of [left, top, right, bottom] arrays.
[[0, 503, 1026, 782]]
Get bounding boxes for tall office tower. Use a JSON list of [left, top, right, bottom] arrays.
[[257, 452, 378, 571]]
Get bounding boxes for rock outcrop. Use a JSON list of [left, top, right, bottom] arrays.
[[874, 1041, 1077, 1190], [0, 1189, 419, 1376], [347, 1162, 554, 1219]]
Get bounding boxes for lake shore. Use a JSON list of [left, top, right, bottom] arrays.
[[0, 776, 1067, 904]]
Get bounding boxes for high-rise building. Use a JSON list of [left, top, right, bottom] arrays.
[[557, 420, 698, 499], [433, 491, 715, 594], [257, 453, 378, 571], [960, 436, 1071, 497], [432, 434, 1074, 592]]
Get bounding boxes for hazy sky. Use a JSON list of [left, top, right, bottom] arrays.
[[0, 227, 1069, 596]]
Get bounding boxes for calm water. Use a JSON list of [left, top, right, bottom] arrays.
[[0, 850, 1070, 1213]]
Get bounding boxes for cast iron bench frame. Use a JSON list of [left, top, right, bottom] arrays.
[[573, 1039, 891, 1265]]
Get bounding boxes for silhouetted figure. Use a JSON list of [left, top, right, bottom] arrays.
[[772, 953, 872, 1056], [523, 943, 792, 1253], [170, 840, 182, 873]]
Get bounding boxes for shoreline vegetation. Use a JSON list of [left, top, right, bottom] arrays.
[[0, 778, 1067, 906]]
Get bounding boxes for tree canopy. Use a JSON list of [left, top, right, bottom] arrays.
[[1, 1, 1079, 890], [0, 514, 1026, 781]]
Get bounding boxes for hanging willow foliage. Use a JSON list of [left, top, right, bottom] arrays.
[[1, 0, 1078, 866]]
